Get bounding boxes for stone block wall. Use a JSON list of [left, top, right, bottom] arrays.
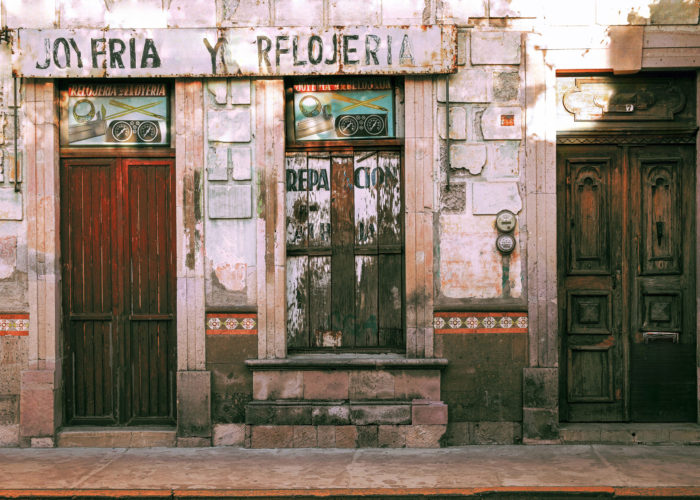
[[436, 29, 525, 302], [204, 79, 257, 309]]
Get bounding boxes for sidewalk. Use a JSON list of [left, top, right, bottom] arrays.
[[0, 445, 699, 498]]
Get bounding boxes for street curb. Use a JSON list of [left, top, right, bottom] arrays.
[[1, 487, 700, 498]]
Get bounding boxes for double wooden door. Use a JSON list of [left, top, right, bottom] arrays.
[[285, 151, 403, 350], [61, 157, 176, 425], [558, 144, 696, 422]]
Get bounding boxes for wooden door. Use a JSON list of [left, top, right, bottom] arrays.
[[286, 151, 403, 350], [558, 145, 626, 422], [558, 144, 696, 422], [61, 157, 175, 425], [628, 145, 696, 421]]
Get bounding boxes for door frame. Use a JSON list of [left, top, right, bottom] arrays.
[[20, 79, 206, 439], [523, 38, 700, 436]]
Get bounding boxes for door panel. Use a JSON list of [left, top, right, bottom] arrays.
[[559, 144, 696, 422], [629, 146, 696, 422], [62, 157, 175, 425], [62, 159, 119, 424], [124, 160, 175, 424], [558, 145, 626, 422]]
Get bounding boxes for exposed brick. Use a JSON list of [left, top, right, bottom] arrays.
[[293, 426, 317, 448], [444, 422, 469, 446], [0, 424, 19, 447], [311, 405, 351, 425], [213, 424, 246, 447], [30, 437, 54, 448], [472, 421, 523, 444], [251, 425, 293, 448], [356, 425, 379, 448], [405, 425, 446, 448], [440, 182, 467, 214], [350, 405, 411, 425], [317, 426, 335, 448], [493, 72, 520, 102], [393, 370, 441, 401], [303, 371, 349, 400], [522, 409, 557, 441], [245, 403, 312, 425], [0, 395, 19, 425], [334, 426, 358, 448], [19, 375, 54, 438], [349, 371, 394, 400], [523, 368, 558, 410], [378, 425, 406, 448], [253, 371, 303, 400], [177, 437, 211, 447], [412, 402, 448, 425]]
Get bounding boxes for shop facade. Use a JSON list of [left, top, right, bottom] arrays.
[[0, 0, 699, 448]]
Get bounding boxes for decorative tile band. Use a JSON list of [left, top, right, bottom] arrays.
[[206, 313, 257, 335], [434, 312, 527, 334], [0, 313, 30, 336]]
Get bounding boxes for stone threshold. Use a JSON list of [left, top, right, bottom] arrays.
[[559, 423, 700, 445], [246, 354, 449, 370], [57, 425, 177, 448]]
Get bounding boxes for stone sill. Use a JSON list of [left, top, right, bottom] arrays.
[[245, 354, 448, 370]]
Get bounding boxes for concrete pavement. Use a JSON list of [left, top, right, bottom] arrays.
[[0, 445, 699, 498]]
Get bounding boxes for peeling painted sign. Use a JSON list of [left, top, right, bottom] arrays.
[[292, 78, 395, 141], [58, 83, 170, 146], [15, 26, 456, 77]]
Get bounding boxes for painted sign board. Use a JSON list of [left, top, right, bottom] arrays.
[[293, 78, 394, 141], [59, 83, 169, 146], [14, 26, 456, 78]]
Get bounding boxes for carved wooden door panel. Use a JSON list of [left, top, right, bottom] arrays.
[[558, 145, 626, 422], [286, 151, 403, 350], [559, 144, 696, 422], [629, 145, 696, 421], [62, 157, 175, 425]]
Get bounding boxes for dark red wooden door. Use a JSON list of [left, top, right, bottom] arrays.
[[61, 157, 175, 425], [558, 144, 696, 422]]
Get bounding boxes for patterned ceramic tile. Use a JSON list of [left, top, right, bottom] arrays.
[[434, 312, 527, 334], [0, 314, 29, 336], [206, 313, 257, 335]]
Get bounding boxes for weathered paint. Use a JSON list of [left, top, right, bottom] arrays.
[[438, 213, 522, 299], [15, 26, 456, 78]]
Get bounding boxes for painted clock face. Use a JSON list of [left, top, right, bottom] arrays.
[[496, 234, 516, 254], [495, 210, 516, 232]]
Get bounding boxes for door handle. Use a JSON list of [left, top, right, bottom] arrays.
[[656, 221, 664, 245], [612, 269, 621, 289]]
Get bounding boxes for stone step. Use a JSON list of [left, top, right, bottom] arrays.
[[559, 423, 700, 445], [57, 426, 176, 448]]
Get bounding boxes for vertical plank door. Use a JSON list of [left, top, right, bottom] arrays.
[[62, 157, 175, 425]]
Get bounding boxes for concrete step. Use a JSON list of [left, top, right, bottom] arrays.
[[57, 426, 176, 448], [560, 423, 700, 445]]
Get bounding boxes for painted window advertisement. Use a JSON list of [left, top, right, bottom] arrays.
[[293, 78, 395, 141], [59, 83, 169, 146]]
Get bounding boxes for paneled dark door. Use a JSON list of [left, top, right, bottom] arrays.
[[61, 157, 175, 425], [558, 144, 696, 422]]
